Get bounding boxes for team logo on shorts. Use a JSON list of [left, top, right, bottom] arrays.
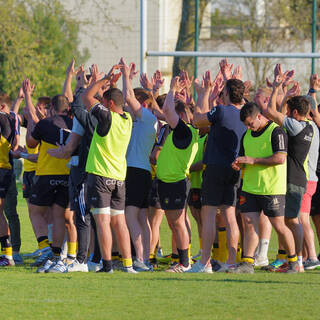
[[239, 196, 246, 205], [164, 198, 169, 204], [22, 184, 26, 191]]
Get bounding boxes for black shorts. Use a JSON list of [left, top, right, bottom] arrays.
[[23, 171, 35, 199], [29, 175, 69, 208], [187, 188, 202, 209], [0, 169, 12, 199], [148, 178, 161, 209], [125, 167, 152, 209], [87, 173, 125, 215], [157, 178, 187, 210], [201, 164, 240, 207], [310, 181, 320, 216], [240, 191, 285, 217]]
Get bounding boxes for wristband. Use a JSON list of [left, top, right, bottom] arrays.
[[309, 88, 316, 94], [20, 152, 29, 160]]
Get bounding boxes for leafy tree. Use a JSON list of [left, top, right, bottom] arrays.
[[210, 0, 317, 89], [173, 0, 211, 77], [0, 0, 89, 98]]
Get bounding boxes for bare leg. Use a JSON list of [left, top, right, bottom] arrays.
[[125, 206, 143, 261], [111, 214, 132, 260], [93, 214, 112, 260], [138, 208, 151, 261], [200, 205, 217, 266], [300, 212, 317, 260], [222, 205, 239, 264]]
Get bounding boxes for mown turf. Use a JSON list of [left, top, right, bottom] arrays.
[[1, 183, 320, 320]]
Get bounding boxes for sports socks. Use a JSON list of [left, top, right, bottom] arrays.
[[211, 243, 219, 261], [242, 256, 254, 264], [37, 236, 50, 250], [277, 249, 287, 261], [258, 238, 269, 258], [52, 246, 62, 259], [101, 259, 112, 272], [171, 253, 179, 264], [177, 248, 189, 267], [67, 241, 77, 259], [122, 258, 133, 268], [218, 227, 228, 263], [0, 235, 12, 259]]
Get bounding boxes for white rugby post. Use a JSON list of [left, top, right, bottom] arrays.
[[140, 0, 147, 74], [146, 51, 320, 59]]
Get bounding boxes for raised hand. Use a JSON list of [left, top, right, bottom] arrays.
[[283, 70, 294, 87], [209, 77, 224, 107], [285, 81, 300, 98], [274, 63, 283, 80], [243, 80, 252, 97], [310, 74, 320, 91], [66, 59, 77, 77], [194, 78, 205, 96], [129, 63, 138, 80], [219, 58, 233, 81], [152, 69, 165, 91], [140, 72, 153, 91], [110, 72, 122, 87], [203, 70, 214, 90], [22, 79, 35, 96], [232, 65, 242, 80], [273, 74, 285, 89], [17, 86, 24, 100], [106, 63, 120, 80], [90, 64, 102, 83], [170, 76, 185, 93], [266, 77, 273, 88]]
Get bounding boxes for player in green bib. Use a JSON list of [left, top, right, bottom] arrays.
[[230, 102, 298, 273], [156, 76, 199, 273], [82, 64, 136, 273]]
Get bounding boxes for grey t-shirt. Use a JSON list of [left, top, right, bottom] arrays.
[[283, 116, 307, 136], [308, 121, 319, 182]]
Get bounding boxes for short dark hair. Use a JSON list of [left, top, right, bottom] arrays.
[[175, 100, 187, 115], [38, 96, 51, 109], [240, 102, 260, 122], [287, 96, 309, 116], [51, 95, 70, 113], [0, 92, 12, 107], [133, 88, 152, 104], [226, 79, 245, 104], [156, 94, 167, 109], [103, 88, 124, 107]]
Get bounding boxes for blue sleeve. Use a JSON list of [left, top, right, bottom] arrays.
[[207, 106, 221, 124]]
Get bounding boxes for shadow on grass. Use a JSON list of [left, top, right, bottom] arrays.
[[130, 276, 319, 286]]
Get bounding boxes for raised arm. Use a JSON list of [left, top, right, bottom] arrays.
[[11, 86, 24, 116], [280, 82, 300, 115], [266, 64, 286, 126], [81, 64, 115, 110], [63, 59, 79, 103], [193, 71, 214, 128], [119, 57, 142, 118], [162, 76, 185, 129], [309, 74, 320, 127], [22, 79, 38, 124]]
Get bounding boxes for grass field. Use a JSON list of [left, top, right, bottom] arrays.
[[1, 183, 320, 320]]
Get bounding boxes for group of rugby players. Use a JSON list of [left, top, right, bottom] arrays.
[[0, 57, 320, 274]]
